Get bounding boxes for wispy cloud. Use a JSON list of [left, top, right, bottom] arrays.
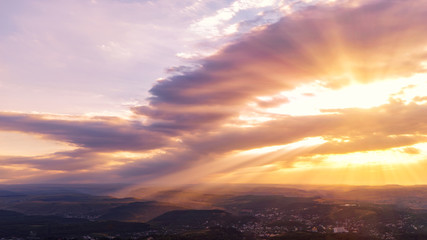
[[0, 113, 169, 151]]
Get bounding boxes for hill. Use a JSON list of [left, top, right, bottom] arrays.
[[149, 209, 243, 229], [0, 209, 150, 238], [100, 201, 183, 222]]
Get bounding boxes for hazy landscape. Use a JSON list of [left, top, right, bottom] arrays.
[[0, 184, 426, 239]]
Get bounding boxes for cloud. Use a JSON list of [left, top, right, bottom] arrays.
[[0, 149, 102, 171], [141, 0, 427, 133], [256, 96, 290, 108], [0, 113, 169, 152], [4, 99, 426, 183], [132, 105, 233, 134], [402, 147, 421, 155], [122, 100, 427, 182], [179, 101, 427, 169]]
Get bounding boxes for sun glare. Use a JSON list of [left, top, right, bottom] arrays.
[[264, 73, 427, 116], [237, 137, 327, 156]]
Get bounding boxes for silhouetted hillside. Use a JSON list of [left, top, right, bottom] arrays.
[[0, 209, 149, 238], [101, 201, 183, 222]]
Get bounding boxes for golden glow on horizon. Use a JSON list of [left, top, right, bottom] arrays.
[[205, 140, 427, 186], [184, 139, 427, 186], [321, 144, 426, 167], [210, 159, 427, 186]]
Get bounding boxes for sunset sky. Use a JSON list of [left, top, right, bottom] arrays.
[[1, 0, 427, 186]]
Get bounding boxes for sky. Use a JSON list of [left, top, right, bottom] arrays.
[[1, 0, 427, 186]]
